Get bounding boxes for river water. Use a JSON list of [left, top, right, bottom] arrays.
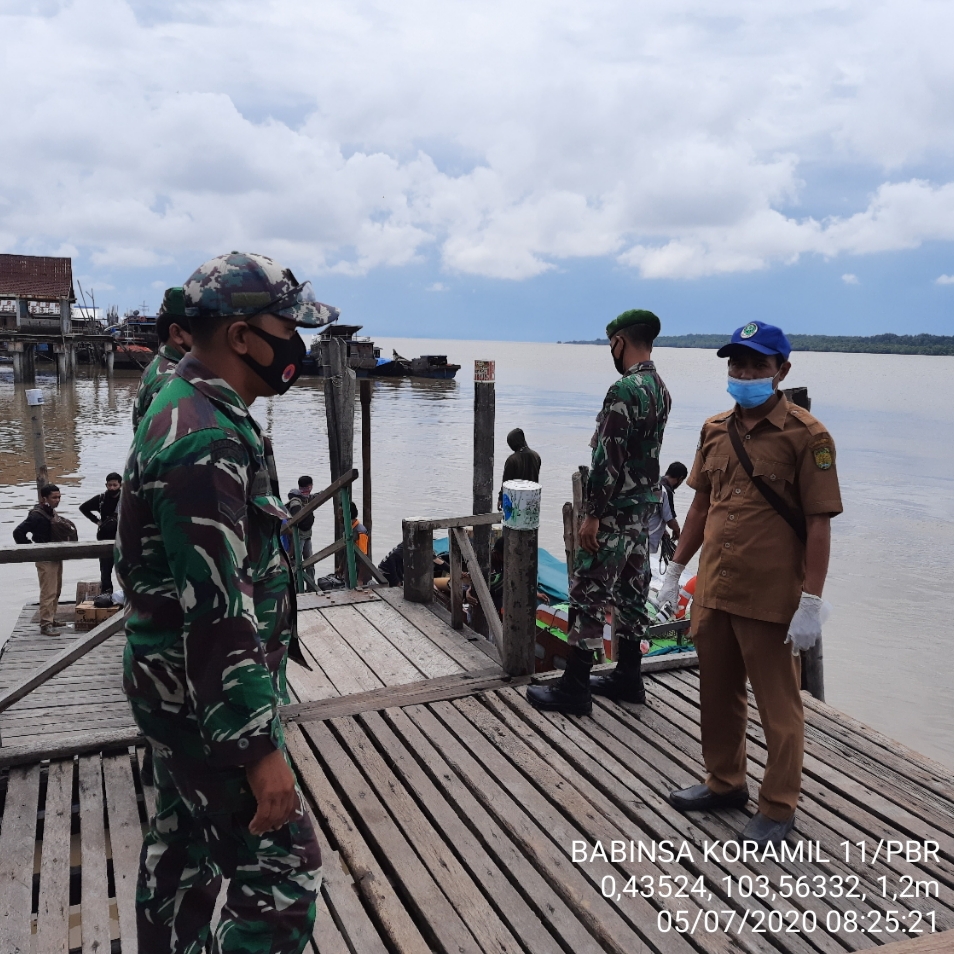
[[1, 341, 951, 768]]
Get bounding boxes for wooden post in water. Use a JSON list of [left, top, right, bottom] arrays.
[[22, 344, 36, 384], [54, 343, 68, 382], [784, 385, 824, 701], [500, 480, 541, 676], [324, 338, 355, 577], [10, 342, 23, 383], [449, 527, 464, 629], [402, 519, 434, 603], [105, 343, 114, 377], [360, 378, 373, 559], [472, 360, 495, 582], [25, 388, 49, 500]]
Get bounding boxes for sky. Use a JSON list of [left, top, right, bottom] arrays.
[[2, 0, 954, 340]]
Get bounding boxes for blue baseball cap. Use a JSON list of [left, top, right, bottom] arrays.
[[717, 321, 792, 360]]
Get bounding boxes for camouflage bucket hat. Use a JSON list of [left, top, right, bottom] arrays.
[[183, 252, 339, 328]]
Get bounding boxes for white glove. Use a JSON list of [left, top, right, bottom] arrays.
[[785, 593, 832, 655], [655, 561, 685, 617]]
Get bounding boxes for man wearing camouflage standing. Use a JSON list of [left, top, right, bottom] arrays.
[[131, 287, 193, 430], [528, 310, 670, 715], [116, 252, 338, 953]]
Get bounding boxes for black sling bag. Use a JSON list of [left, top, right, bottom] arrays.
[[726, 417, 807, 545]]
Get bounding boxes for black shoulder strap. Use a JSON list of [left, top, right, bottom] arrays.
[[726, 417, 807, 544]]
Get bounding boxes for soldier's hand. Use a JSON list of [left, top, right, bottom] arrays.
[[579, 516, 600, 554], [246, 748, 299, 835]]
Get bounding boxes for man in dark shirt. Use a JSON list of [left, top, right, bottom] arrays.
[[79, 472, 122, 593], [661, 461, 688, 526], [498, 428, 541, 505], [14, 484, 65, 634]]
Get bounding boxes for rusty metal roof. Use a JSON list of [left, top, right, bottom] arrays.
[[0, 254, 75, 302]]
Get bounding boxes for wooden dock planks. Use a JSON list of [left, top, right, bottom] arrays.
[[1, 588, 953, 952], [284, 674, 954, 954], [0, 601, 134, 748]]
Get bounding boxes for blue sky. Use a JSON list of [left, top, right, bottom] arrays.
[[2, 0, 954, 340]]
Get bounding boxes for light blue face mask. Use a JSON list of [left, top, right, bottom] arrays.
[[727, 374, 777, 408]]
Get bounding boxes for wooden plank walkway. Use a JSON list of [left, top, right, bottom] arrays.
[[0, 601, 132, 747], [0, 587, 500, 750], [1, 588, 952, 952]]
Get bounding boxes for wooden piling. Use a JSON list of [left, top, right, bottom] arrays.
[[10, 343, 23, 383], [500, 480, 541, 677], [402, 521, 434, 604], [802, 638, 825, 703], [501, 527, 538, 676], [449, 525, 464, 630], [54, 346, 68, 382], [360, 378, 373, 559], [472, 361, 495, 581], [784, 385, 825, 702], [325, 338, 356, 577], [22, 344, 36, 384], [26, 389, 48, 500], [561, 501, 575, 587]]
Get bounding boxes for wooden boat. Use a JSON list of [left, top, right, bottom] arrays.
[[371, 351, 461, 380], [302, 327, 460, 380]]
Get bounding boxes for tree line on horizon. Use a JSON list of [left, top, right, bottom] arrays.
[[558, 332, 954, 355]]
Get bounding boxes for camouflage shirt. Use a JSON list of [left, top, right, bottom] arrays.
[[584, 360, 672, 518], [132, 343, 182, 431], [116, 354, 293, 767]]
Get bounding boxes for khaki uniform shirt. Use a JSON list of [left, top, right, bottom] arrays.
[[687, 395, 843, 625]]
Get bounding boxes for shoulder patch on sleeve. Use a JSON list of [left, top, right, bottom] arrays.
[[810, 434, 835, 470], [210, 438, 246, 464]]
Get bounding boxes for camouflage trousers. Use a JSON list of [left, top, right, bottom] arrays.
[[569, 505, 652, 651], [133, 708, 321, 954]]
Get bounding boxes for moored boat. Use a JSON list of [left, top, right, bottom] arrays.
[[302, 326, 460, 379]]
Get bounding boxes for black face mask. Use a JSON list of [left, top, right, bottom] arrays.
[[241, 325, 306, 395], [611, 338, 628, 375]]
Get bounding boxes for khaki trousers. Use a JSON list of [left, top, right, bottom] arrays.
[[36, 561, 63, 625], [691, 605, 803, 821]]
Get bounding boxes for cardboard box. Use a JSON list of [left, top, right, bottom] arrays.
[[74, 601, 97, 631], [75, 581, 102, 604]]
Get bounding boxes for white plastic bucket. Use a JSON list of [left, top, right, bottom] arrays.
[[501, 480, 541, 531]]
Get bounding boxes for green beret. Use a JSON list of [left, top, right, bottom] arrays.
[[606, 309, 661, 340]]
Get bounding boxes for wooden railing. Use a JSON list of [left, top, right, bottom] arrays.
[[0, 540, 112, 564], [402, 511, 538, 677], [0, 470, 386, 739]]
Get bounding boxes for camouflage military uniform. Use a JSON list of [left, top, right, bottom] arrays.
[[116, 353, 321, 954], [569, 360, 671, 649], [132, 343, 183, 431]]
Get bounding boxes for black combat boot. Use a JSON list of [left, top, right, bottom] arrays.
[[526, 646, 594, 715], [590, 636, 645, 704]]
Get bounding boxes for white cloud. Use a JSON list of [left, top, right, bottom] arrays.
[[842, 273, 860, 285], [426, 282, 448, 292], [2, 0, 954, 284], [936, 275, 954, 285]]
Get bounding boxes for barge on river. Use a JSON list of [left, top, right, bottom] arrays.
[[305, 324, 460, 379]]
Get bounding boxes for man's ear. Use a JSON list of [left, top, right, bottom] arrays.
[[225, 319, 252, 356], [777, 359, 792, 383]]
